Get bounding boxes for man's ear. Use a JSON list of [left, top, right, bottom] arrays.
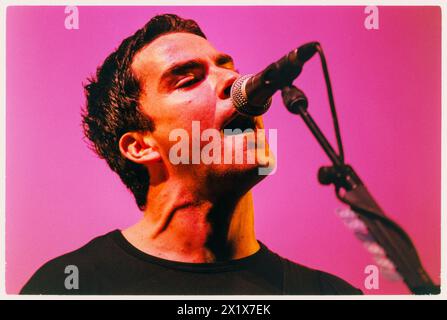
[[119, 132, 161, 164]]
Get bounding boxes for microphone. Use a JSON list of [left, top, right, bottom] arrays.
[[230, 42, 319, 116]]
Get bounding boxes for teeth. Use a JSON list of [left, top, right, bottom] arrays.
[[222, 115, 256, 131], [223, 129, 243, 136]]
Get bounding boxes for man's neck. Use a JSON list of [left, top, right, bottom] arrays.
[[122, 177, 260, 263]]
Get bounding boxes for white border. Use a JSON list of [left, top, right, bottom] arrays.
[[0, 0, 445, 300]]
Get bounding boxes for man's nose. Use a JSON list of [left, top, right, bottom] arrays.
[[216, 71, 239, 100]]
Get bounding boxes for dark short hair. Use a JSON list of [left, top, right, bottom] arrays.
[[82, 14, 206, 210]]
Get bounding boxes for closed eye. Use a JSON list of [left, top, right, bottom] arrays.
[[175, 75, 201, 89]]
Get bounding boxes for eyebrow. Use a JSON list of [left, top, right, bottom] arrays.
[[215, 53, 234, 67], [159, 53, 235, 88]]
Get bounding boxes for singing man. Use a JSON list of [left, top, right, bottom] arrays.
[[21, 14, 362, 295]]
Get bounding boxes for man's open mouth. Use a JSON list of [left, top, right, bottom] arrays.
[[221, 115, 257, 136]]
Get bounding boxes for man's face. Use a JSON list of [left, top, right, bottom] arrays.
[[131, 32, 274, 190]]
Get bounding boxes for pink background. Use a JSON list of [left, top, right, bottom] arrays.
[[6, 6, 441, 294]]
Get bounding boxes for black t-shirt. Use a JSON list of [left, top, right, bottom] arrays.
[[21, 230, 362, 295]]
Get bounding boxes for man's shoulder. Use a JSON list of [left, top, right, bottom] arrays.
[[278, 255, 363, 295], [20, 230, 117, 295]]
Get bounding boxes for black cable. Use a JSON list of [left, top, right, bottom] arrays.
[[315, 43, 345, 164]]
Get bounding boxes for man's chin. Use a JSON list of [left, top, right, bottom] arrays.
[[207, 157, 274, 194]]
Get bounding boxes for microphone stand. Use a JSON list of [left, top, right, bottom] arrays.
[[279, 44, 440, 294]]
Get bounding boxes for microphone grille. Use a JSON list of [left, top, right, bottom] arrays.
[[230, 74, 271, 116], [231, 74, 251, 110]]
